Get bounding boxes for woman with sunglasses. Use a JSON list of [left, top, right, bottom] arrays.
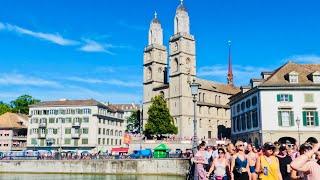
[[255, 142, 282, 180], [230, 141, 250, 180], [207, 148, 229, 180], [194, 143, 208, 180]]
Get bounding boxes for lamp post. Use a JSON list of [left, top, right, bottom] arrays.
[[190, 79, 200, 154], [296, 117, 301, 146]]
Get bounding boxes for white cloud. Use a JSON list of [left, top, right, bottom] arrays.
[[2, 23, 78, 46], [198, 64, 274, 86], [0, 73, 61, 88], [284, 54, 320, 64], [66, 76, 141, 87], [79, 39, 115, 54]]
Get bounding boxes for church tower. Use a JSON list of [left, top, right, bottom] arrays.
[[143, 12, 168, 124], [169, 0, 196, 137]]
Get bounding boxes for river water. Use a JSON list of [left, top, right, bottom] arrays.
[[0, 173, 185, 180]]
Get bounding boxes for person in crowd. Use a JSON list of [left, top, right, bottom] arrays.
[[291, 142, 320, 180], [276, 145, 292, 180], [207, 148, 229, 180], [226, 143, 236, 179], [247, 143, 258, 180], [194, 142, 208, 180], [205, 145, 215, 171], [273, 141, 280, 156], [231, 141, 250, 180], [255, 142, 282, 180]]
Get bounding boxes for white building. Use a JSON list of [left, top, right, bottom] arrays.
[[230, 62, 320, 146], [27, 99, 125, 152]]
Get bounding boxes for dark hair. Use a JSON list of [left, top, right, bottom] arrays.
[[263, 142, 275, 151], [306, 137, 318, 145], [217, 148, 225, 154], [299, 143, 313, 154]]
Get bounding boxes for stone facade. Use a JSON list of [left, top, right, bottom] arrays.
[[143, 2, 239, 140]]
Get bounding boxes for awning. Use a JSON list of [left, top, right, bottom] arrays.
[[111, 147, 129, 153]]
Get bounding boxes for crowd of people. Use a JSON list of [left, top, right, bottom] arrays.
[[192, 137, 320, 180]]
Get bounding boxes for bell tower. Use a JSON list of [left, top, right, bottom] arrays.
[[169, 0, 196, 137]]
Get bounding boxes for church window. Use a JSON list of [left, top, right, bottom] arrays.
[[203, 93, 205, 102], [147, 67, 152, 80], [158, 67, 162, 73], [215, 95, 217, 104], [198, 92, 201, 101], [186, 58, 190, 64], [173, 58, 179, 72]]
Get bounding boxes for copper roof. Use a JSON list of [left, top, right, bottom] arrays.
[[0, 112, 28, 129], [197, 78, 240, 95], [259, 62, 320, 86], [30, 99, 105, 107]]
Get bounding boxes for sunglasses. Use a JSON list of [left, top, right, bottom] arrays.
[[218, 151, 224, 154], [238, 144, 244, 147]]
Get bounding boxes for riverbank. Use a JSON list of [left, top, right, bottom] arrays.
[[0, 159, 190, 176]]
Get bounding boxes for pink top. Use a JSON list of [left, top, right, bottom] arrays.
[[305, 161, 320, 180]]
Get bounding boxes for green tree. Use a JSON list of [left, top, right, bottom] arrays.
[[10, 95, 40, 114], [144, 95, 178, 136], [126, 110, 140, 133], [0, 102, 11, 115]]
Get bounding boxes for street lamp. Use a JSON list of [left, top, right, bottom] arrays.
[[190, 79, 200, 154], [296, 117, 301, 146]]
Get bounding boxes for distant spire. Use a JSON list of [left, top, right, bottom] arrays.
[[154, 11, 157, 19], [227, 40, 234, 86]]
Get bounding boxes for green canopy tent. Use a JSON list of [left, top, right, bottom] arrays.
[[153, 143, 170, 158]]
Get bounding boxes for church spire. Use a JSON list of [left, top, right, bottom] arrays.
[[227, 40, 234, 86], [174, 0, 189, 34], [148, 11, 163, 45]]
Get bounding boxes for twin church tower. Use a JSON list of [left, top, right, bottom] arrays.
[[143, 1, 239, 140]]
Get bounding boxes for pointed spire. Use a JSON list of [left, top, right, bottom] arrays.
[[227, 40, 234, 86], [154, 11, 157, 19], [180, 0, 183, 5]]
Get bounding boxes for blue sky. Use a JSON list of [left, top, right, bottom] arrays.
[[0, 0, 320, 103]]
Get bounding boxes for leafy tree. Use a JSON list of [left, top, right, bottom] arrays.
[[144, 95, 178, 136], [10, 95, 40, 114], [126, 110, 140, 133], [0, 102, 11, 115]]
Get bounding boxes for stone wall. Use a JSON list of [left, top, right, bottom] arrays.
[[0, 159, 189, 176]]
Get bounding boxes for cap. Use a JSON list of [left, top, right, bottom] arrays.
[[263, 142, 275, 150]]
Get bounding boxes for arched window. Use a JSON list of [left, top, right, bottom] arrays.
[[215, 95, 217, 104], [119, 131, 122, 136], [110, 130, 113, 136], [203, 93, 205, 102], [147, 67, 152, 80], [173, 58, 179, 72]]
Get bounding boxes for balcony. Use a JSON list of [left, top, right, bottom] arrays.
[[38, 133, 46, 139], [12, 136, 27, 141], [11, 145, 26, 151], [39, 122, 47, 128], [72, 122, 81, 128], [71, 133, 80, 139]]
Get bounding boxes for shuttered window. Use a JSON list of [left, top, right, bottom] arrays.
[[303, 110, 319, 127]]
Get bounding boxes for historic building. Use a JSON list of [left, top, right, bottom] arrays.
[[230, 62, 320, 146], [0, 112, 28, 151], [27, 99, 125, 152], [143, 1, 239, 140]]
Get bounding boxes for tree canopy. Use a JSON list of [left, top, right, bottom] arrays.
[[126, 110, 140, 133], [144, 95, 178, 136], [10, 95, 40, 114], [0, 102, 11, 115]]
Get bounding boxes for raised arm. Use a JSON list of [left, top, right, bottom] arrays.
[[290, 143, 320, 172]]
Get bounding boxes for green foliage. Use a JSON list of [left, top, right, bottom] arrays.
[[10, 94, 40, 114], [126, 110, 140, 133], [144, 95, 178, 136], [0, 102, 11, 115]]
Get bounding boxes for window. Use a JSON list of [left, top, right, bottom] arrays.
[[98, 128, 101, 135], [237, 104, 240, 113], [199, 119, 202, 128], [64, 138, 71, 145], [313, 74, 320, 83], [278, 110, 294, 127], [82, 128, 89, 134], [241, 114, 246, 131], [103, 128, 106, 135], [252, 96, 258, 106], [246, 100, 251, 108], [277, 94, 293, 102], [289, 74, 299, 83], [103, 138, 105, 145], [236, 116, 241, 132], [66, 118, 72, 123], [65, 128, 71, 134], [304, 94, 314, 103], [82, 138, 88, 145], [49, 118, 55, 123], [241, 102, 245, 111], [53, 129, 58, 134], [98, 138, 101, 145], [232, 117, 237, 132], [303, 110, 319, 127], [31, 138, 37, 145], [246, 112, 252, 129], [252, 110, 258, 128]]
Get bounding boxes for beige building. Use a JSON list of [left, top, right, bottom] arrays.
[[143, 2, 239, 140], [230, 62, 320, 146], [27, 99, 125, 152], [0, 112, 28, 151]]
